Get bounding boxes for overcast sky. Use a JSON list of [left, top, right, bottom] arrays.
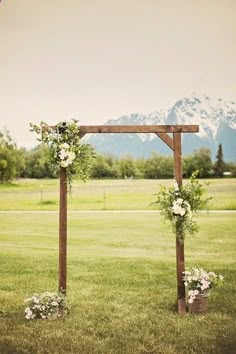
[[1, 0, 236, 147]]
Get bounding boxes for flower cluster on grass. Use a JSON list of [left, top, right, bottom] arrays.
[[24, 292, 68, 320], [30, 119, 95, 191], [183, 267, 224, 303], [154, 172, 210, 241]]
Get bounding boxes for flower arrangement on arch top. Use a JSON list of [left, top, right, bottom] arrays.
[[154, 172, 210, 241], [30, 119, 95, 191]]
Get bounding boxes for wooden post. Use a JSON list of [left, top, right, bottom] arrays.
[[59, 168, 67, 294], [173, 132, 186, 314]]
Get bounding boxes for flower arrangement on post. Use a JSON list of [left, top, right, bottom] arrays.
[[183, 267, 224, 303], [24, 292, 69, 320], [154, 172, 210, 242], [30, 119, 95, 192]]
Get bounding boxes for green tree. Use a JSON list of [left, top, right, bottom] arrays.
[[23, 144, 57, 178], [213, 143, 226, 177], [183, 148, 212, 178], [135, 158, 145, 178], [225, 162, 236, 177], [143, 153, 174, 179], [90, 154, 119, 178], [0, 130, 25, 183], [143, 153, 162, 179], [119, 155, 136, 178]]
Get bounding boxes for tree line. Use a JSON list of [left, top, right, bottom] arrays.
[[0, 129, 235, 183]]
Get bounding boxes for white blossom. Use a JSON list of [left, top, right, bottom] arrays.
[[61, 160, 69, 168], [68, 151, 76, 161], [51, 301, 58, 306], [59, 149, 68, 160], [61, 143, 70, 149], [173, 180, 179, 191]]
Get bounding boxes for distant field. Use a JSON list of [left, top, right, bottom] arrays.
[[0, 178, 236, 210], [0, 211, 235, 354]]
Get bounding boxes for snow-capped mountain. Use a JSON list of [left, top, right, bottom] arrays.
[[86, 94, 236, 161]]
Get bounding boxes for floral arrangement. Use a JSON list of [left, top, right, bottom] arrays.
[[183, 267, 224, 304], [154, 172, 209, 241], [30, 119, 95, 191], [24, 292, 68, 320]]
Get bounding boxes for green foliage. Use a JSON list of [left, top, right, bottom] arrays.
[[154, 172, 210, 241], [0, 130, 25, 183], [22, 145, 57, 178], [226, 162, 236, 177], [90, 154, 119, 178], [119, 155, 136, 178], [213, 143, 226, 177], [183, 148, 213, 178], [143, 153, 174, 179], [30, 120, 95, 190], [0, 124, 233, 182]]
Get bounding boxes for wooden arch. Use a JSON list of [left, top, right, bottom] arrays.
[[59, 124, 199, 314]]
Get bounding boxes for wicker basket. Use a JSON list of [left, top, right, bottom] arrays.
[[188, 293, 209, 314]]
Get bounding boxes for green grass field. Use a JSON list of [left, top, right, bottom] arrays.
[[0, 178, 236, 210], [0, 209, 236, 354], [0, 178, 236, 353]]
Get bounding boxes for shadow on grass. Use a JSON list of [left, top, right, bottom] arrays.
[[0, 343, 25, 354], [212, 327, 236, 354]]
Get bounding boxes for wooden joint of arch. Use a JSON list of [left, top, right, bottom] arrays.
[[79, 132, 87, 139], [155, 132, 174, 150]]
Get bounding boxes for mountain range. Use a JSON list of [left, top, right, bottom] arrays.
[[86, 94, 236, 161]]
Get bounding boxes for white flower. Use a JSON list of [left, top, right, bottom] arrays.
[[61, 160, 69, 168], [24, 291, 67, 320], [68, 151, 76, 161], [183, 267, 223, 303], [172, 202, 186, 216], [59, 149, 68, 160], [200, 280, 210, 291], [173, 180, 179, 191], [188, 298, 193, 304], [61, 143, 70, 149]]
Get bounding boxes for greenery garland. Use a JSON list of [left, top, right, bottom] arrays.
[[154, 172, 210, 242], [30, 119, 95, 191]]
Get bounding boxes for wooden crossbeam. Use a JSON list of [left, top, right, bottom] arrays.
[[78, 125, 199, 135]]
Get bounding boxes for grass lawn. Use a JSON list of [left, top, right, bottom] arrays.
[[0, 178, 236, 211], [0, 211, 235, 354]]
